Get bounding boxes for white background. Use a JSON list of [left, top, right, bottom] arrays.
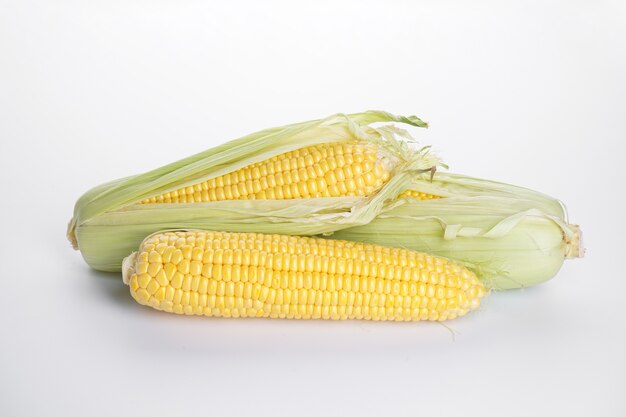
[[1, 1, 625, 416]]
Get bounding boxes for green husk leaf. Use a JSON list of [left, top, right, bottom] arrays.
[[401, 172, 568, 220]]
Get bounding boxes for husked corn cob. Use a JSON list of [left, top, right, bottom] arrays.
[[141, 141, 395, 203], [122, 230, 486, 321]]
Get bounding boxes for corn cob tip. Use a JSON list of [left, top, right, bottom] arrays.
[[565, 224, 585, 259], [122, 252, 137, 285], [67, 218, 78, 250]]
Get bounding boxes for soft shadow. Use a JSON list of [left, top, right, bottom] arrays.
[[85, 268, 138, 311]]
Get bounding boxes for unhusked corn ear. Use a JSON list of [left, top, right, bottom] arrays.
[[398, 190, 442, 200], [140, 141, 395, 203], [122, 230, 486, 321]]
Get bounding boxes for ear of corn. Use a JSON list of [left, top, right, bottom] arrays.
[[331, 195, 583, 290], [70, 111, 430, 225], [122, 230, 486, 321], [69, 111, 438, 272]]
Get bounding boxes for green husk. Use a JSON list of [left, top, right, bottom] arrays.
[[68, 111, 436, 271], [331, 195, 583, 290]]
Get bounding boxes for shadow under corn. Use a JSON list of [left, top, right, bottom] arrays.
[[85, 267, 138, 311]]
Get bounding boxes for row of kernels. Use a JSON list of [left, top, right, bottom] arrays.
[[144, 293, 469, 321], [398, 189, 443, 200], [155, 241, 434, 279], [133, 280, 469, 317], [165, 253, 448, 285], [140, 252, 456, 287], [132, 270, 472, 308], [134, 269, 464, 305], [145, 231, 445, 268], [253, 176, 376, 199]]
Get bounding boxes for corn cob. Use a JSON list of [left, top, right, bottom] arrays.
[[122, 230, 486, 321], [140, 141, 395, 203]]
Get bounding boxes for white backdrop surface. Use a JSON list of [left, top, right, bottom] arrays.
[[1, 1, 624, 416]]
